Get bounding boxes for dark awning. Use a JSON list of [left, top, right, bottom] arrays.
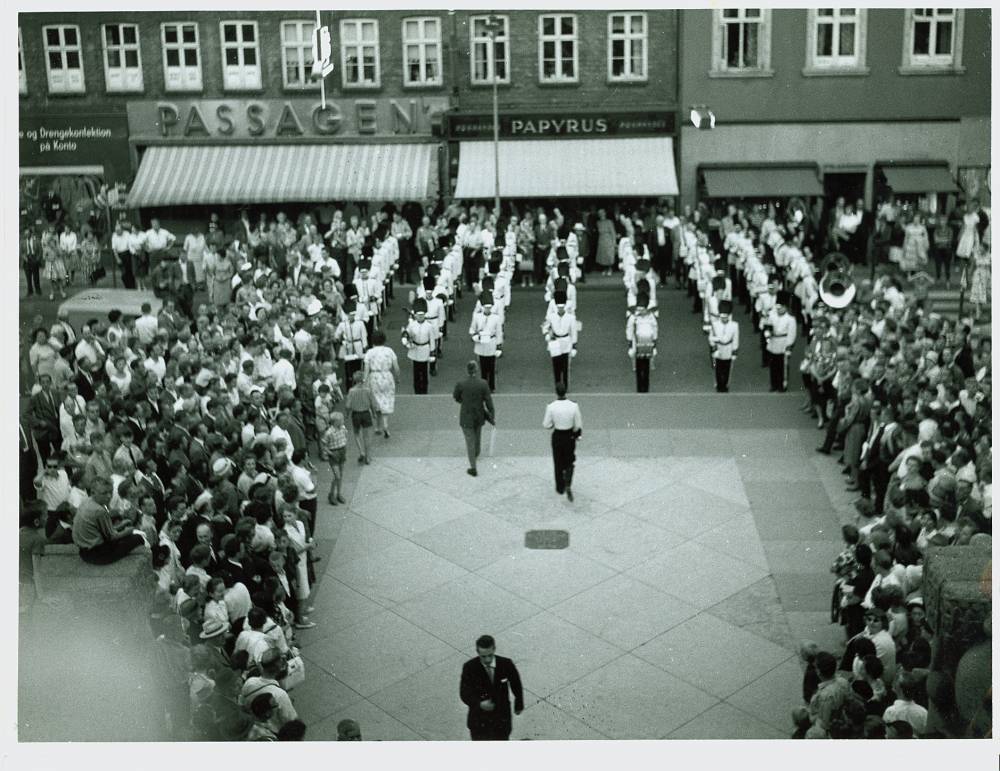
[[880, 163, 959, 194], [701, 165, 823, 198]]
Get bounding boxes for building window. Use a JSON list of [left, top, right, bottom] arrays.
[[43, 25, 85, 94], [220, 22, 261, 90], [161, 23, 202, 92], [538, 14, 578, 83], [341, 19, 379, 88], [281, 20, 317, 89], [403, 17, 442, 86], [102, 23, 143, 92], [608, 13, 647, 81], [18, 28, 27, 94], [804, 9, 868, 74], [901, 8, 965, 72], [470, 15, 509, 85]]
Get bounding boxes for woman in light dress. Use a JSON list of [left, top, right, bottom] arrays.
[[42, 224, 67, 300], [595, 209, 616, 275], [899, 212, 929, 275], [58, 223, 80, 285], [955, 199, 982, 261], [968, 219, 991, 320], [363, 329, 400, 438]]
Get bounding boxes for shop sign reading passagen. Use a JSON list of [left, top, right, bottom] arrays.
[[126, 98, 448, 141], [448, 112, 675, 139]]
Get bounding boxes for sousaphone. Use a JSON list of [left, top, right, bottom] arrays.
[[819, 251, 856, 309]]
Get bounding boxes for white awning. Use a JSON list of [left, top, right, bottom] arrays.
[[453, 137, 678, 198]]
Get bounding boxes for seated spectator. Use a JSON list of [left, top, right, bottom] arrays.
[[71, 477, 148, 564]]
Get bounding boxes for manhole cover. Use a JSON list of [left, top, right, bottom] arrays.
[[525, 530, 569, 550]]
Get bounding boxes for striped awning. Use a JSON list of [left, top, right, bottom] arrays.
[[453, 137, 678, 199], [128, 143, 437, 207]]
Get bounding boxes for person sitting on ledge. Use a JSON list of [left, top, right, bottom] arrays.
[[71, 476, 148, 565]]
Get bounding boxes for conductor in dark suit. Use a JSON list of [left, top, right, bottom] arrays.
[[647, 214, 673, 285], [452, 360, 495, 478], [460, 634, 524, 741]]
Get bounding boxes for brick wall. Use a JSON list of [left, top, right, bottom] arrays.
[[18, 10, 456, 111], [451, 10, 679, 112]]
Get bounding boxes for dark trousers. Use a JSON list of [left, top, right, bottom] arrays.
[[767, 351, 788, 391], [479, 355, 497, 391], [344, 358, 362, 389], [20, 447, 38, 502], [714, 358, 732, 393], [470, 724, 511, 741], [551, 353, 569, 391], [300, 497, 318, 539], [464, 248, 481, 289], [413, 360, 429, 394], [872, 463, 891, 515], [34, 428, 59, 463], [635, 356, 650, 393], [551, 429, 577, 493], [533, 245, 549, 284], [24, 262, 41, 295], [462, 424, 482, 471], [116, 250, 135, 289], [79, 534, 146, 565], [934, 246, 952, 282]]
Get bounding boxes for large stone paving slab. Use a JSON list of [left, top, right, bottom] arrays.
[[548, 654, 718, 739]]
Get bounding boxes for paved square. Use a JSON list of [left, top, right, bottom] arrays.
[[295, 437, 843, 740]]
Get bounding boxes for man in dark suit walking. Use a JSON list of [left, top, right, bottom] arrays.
[[29, 374, 62, 462], [460, 634, 524, 741], [452, 360, 495, 477]]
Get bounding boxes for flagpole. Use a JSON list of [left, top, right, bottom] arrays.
[[316, 10, 326, 110]]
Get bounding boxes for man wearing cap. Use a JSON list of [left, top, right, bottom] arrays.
[[708, 300, 740, 393], [469, 292, 503, 392], [543, 291, 578, 391], [764, 291, 798, 392], [626, 290, 658, 393], [403, 298, 435, 394], [756, 279, 780, 367], [626, 258, 657, 312], [542, 382, 583, 500], [354, 257, 381, 338], [335, 300, 368, 388]]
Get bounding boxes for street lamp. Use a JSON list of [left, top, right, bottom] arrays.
[[483, 14, 504, 220]]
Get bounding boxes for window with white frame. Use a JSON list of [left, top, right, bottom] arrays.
[[805, 9, 868, 73], [281, 20, 317, 89], [470, 15, 509, 85], [403, 17, 442, 86], [538, 14, 578, 82], [712, 9, 772, 74], [220, 22, 261, 90], [102, 23, 143, 92], [18, 28, 27, 94], [904, 8, 963, 69], [608, 13, 647, 81], [161, 23, 202, 91], [43, 25, 85, 94], [341, 19, 379, 87]]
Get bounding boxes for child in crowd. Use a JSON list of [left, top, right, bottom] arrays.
[[320, 411, 348, 505]]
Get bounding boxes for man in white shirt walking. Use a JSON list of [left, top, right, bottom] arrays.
[[542, 383, 583, 501]]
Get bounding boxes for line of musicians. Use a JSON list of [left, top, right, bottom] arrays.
[[621, 239, 659, 393], [333, 233, 400, 386], [541, 244, 582, 391]]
